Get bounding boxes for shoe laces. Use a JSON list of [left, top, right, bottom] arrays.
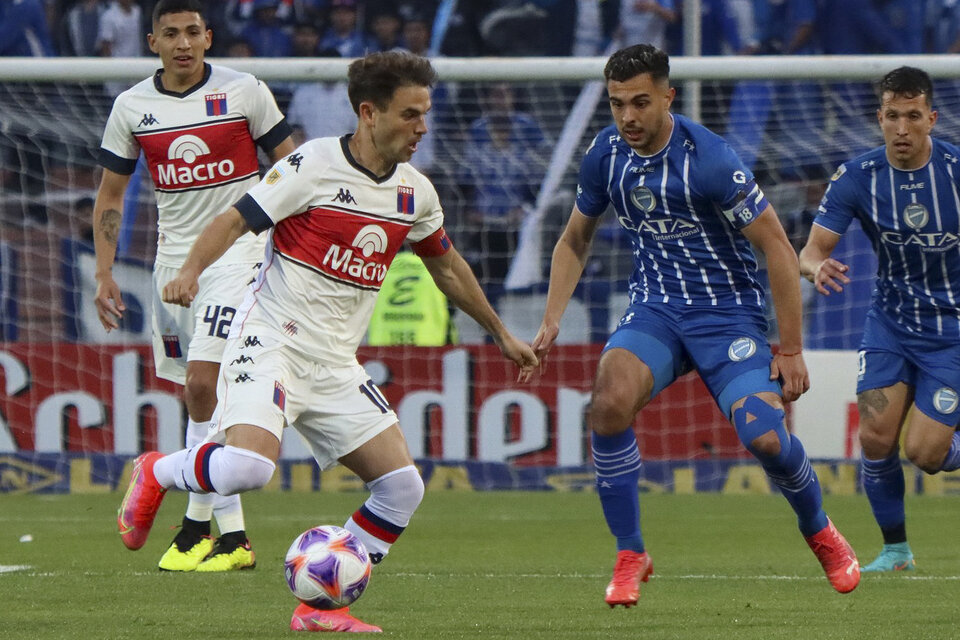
[[611, 552, 644, 586]]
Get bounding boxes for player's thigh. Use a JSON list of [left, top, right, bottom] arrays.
[[293, 362, 402, 474], [680, 310, 778, 419], [214, 326, 295, 448], [338, 424, 415, 483], [151, 264, 192, 385], [186, 262, 260, 367], [601, 304, 686, 411], [902, 408, 956, 472], [856, 314, 918, 452]]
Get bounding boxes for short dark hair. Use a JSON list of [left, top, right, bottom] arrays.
[[152, 0, 206, 25], [604, 44, 670, 84], [347, 51, 437, 114], [878, 66, 933, 106]]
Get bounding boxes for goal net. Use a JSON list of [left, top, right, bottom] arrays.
[[2, 55, 957, 494]]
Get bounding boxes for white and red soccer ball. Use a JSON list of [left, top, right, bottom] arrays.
[[284, 525, 372, 610]]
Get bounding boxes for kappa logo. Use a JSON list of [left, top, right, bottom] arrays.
[[286, 152, 303, 172], [234, 373, 253, 383], [333, 187, 358, 205], [231, 354, 254, 366], [157, 134, 236, 186], [241, 336, 263, 348], [138, 113, 159, 127]]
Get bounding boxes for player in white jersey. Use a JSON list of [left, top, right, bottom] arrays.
[[115, 51, 538, 632], [95, 0, 295, 572]]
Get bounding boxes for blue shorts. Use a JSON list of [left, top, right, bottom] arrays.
[[603, 303, 780, 418], [858, 308, 960, 426]]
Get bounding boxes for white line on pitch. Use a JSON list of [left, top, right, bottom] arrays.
[[0, 565, 32, 574], [385, 571, 960, 581]]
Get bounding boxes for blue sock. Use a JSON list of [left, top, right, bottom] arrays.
[[760, 435, 829, 537], [939, 432, 960, 471], [591, 430, 643, 552], [861, 451, 906, 537]]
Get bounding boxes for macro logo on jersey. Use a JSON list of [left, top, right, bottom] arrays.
[[273, 209, 411, 290], [727, 337, 756, 362], [205, 93, 228, 116], [629, 185, 656, 212], [135, 118, 259, 193], [933, 387, 959, 414]]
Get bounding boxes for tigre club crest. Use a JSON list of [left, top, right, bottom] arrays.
[[630, 185, 656, 212]]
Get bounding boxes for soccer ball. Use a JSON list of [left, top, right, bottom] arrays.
[[284, 525, 372, 610]]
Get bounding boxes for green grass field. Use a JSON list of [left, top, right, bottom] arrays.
[[1, 491, 958, 640]]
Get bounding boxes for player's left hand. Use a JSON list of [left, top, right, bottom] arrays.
[[162, 271, 200, 308], [497, 333, 539, 383], [770, 351, 810, 402]]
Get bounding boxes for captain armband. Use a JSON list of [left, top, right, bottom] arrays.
[[410, 227, 453, 258]]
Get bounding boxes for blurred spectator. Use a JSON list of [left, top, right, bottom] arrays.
[[286, 49, 355, 145], [0, 0, 55, 57], [320, 0, 369, 57], [97, 0, 142, 57], [240, 0, 293, 56], [402, 14, 431, 55], [435, 0, 495, 56], [816, 0, 901, 54], [59, 0, 105, 57], [461, 83, 548, 287], [225, 36, 255, 57], [882, 0, 924, 54], [928, 0, 960, 53], [618, 0, 677, 52], [0, 0, 55, 226], [291, 20, 321, 56], [479, 1, 551, 55], [574, 0, 620, 55], [537, 0, 578, 56], [368, 10, 403, 52], [226, 0, 295, 33]]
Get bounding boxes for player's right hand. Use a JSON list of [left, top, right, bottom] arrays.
[[94, 275, 125, 332], [531, 321, 559, 369], [162, 272, 199, 308], [813, 258, 851, 296]]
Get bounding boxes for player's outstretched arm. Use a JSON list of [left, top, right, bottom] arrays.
[[532, 207, 601, 363], [92, 168, 133, 331], [421, 246, 538, 382], [799, 224, 849, 296], [162, 207, 251, 307], [742, 205, 810, 402]]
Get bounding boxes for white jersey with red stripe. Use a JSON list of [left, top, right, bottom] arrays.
[[233, 135, 448, 365], [99, 63, 291, 268]]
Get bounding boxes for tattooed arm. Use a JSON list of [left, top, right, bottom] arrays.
[[92, 168, 133, 331]]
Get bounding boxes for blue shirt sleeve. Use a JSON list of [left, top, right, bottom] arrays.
[[700, 140, 770, 229], [813, 164, 858, 235], [575, 133, 611, 217]]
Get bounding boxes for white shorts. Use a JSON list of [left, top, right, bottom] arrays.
[[213, 322, 398, 470], [151, 262, 260, 384]]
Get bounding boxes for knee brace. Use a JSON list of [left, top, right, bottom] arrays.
[[733, 396, 789, 462]]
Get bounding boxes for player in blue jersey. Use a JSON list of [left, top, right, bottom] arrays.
[[800, 66, 960, 573], [533, 44, 860, 606]]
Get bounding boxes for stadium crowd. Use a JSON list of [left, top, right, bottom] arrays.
[[4, 0, 960, 60]]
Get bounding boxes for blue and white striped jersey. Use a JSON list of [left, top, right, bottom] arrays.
[[576, 115, 770, 310], [815, 138, 960, 339]]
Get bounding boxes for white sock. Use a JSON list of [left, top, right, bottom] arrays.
[[344, 465, 423, 564]]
